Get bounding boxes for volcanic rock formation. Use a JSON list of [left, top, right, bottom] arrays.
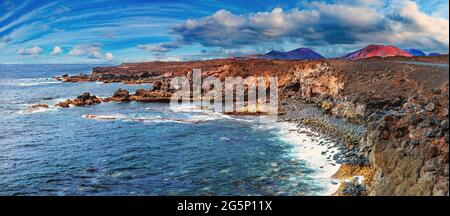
[[344, 45, 412, 60]]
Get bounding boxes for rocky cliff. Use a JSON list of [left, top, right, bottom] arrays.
[[281, 59, 449, 195]]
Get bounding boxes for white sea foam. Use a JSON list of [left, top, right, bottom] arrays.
[[17, 81, 60, 87], [82, 114, 127, 120], [81, 110, 234, 124], [169, 104, 209, 113], [256, 120, 342, 195], [129, 112, 232, 124], [13, 78, 61, 87], [18, 104, 58, 114], [169, 104, 235, 121], [127, 115, 194, 124]]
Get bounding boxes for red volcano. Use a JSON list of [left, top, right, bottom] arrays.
[[343, 45, 412, 60]]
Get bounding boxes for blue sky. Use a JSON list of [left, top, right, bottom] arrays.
[[0, 0, 448, 64]]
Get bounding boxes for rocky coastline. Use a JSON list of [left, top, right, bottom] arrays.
[[52, 56, 449, 196]]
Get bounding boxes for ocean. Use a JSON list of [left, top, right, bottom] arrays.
[[0, 64, 340, 195]]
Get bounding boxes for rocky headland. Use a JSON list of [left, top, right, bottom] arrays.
[[54, 55, 449, 196]]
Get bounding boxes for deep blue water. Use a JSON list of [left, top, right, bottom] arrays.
[[0, 64, 339, 195]]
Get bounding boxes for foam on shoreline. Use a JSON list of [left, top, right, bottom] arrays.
[[12, 78, 61, 87], [252, 117, 342, 195], [276, 122, 341, 195]]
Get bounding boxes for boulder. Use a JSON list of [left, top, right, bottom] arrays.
[[152, 81, 162, 90], [27, 104, 49, 112], [56, 92, 101, 107], [113, 88, 130, 98], [425, 102, 435, 112], [103, 88, 131, 102], [29, 104, 49, 109], [441, 120, 449, 131]]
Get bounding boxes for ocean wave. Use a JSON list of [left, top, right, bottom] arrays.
[[17, 104, 58, 114], [17, 81, 61, 87], [81, 109, 238, 124], [10, 77, 61, 87], [82, 114, 128, 120], [129, 114, 228, 124], [256, 121, 342, 195], [169, 104, 210, 113], [123, 115, 193, 124]]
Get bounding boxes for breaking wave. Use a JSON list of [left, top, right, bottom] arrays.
[[253, 119, 342, 195]]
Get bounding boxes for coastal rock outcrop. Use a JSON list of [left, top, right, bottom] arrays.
[[130, 89, 172, 102], [56, 92, 102, 108], [59, 86, 174, 106], [28, 104, 49, 110], [104, 88, 131, 102], [27, 104, 50, 112]]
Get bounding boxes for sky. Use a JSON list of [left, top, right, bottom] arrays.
[[0, 0, 449, 64]]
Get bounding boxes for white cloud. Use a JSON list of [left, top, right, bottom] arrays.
[[158, 56, 182, 62], [68, 44, 114, 61], [68, 45, 101, 56], [137, 43, 180, 52], [389, 1, 449, 49], [87, 51, 103, 59], [138, 44, 169, 52], [18, 46, 43, 55], [310, 2, 382, 28], [104, 52, 114, 61], [160, 0, 448, 53], [50, 46, 63, 55]]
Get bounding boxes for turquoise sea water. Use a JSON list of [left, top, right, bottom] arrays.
[[0, 64, 339, 195]]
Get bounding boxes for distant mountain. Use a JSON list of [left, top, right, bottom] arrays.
[[404, 48, 426, 56], [343, 45, 412, 60], [428, 52, 443, 56], [262, 48, 325, 60]]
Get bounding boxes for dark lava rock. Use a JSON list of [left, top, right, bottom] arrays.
[[431, 88, 442, 95], [113, 88, 130, 98], [342, 182, 367, 196], [57, 92, 102, 108], [409, 115, 419, 125], [441, 120, 449, 131], [382, 114, 394, 122], [425, 102, 435, 112], [77, 92, 93, 101], [391, 97, 403, 107], [401, 140, 410, 148], [410, 140, 420, 146], [152, 81, 163, 90], [368, 112, 381, 122], [427, 116, 438, 126], [426, 129, 436, 138]]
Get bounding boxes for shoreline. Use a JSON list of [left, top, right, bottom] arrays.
[[273, 120, 343, 195], [278, 98, 369, 195]]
